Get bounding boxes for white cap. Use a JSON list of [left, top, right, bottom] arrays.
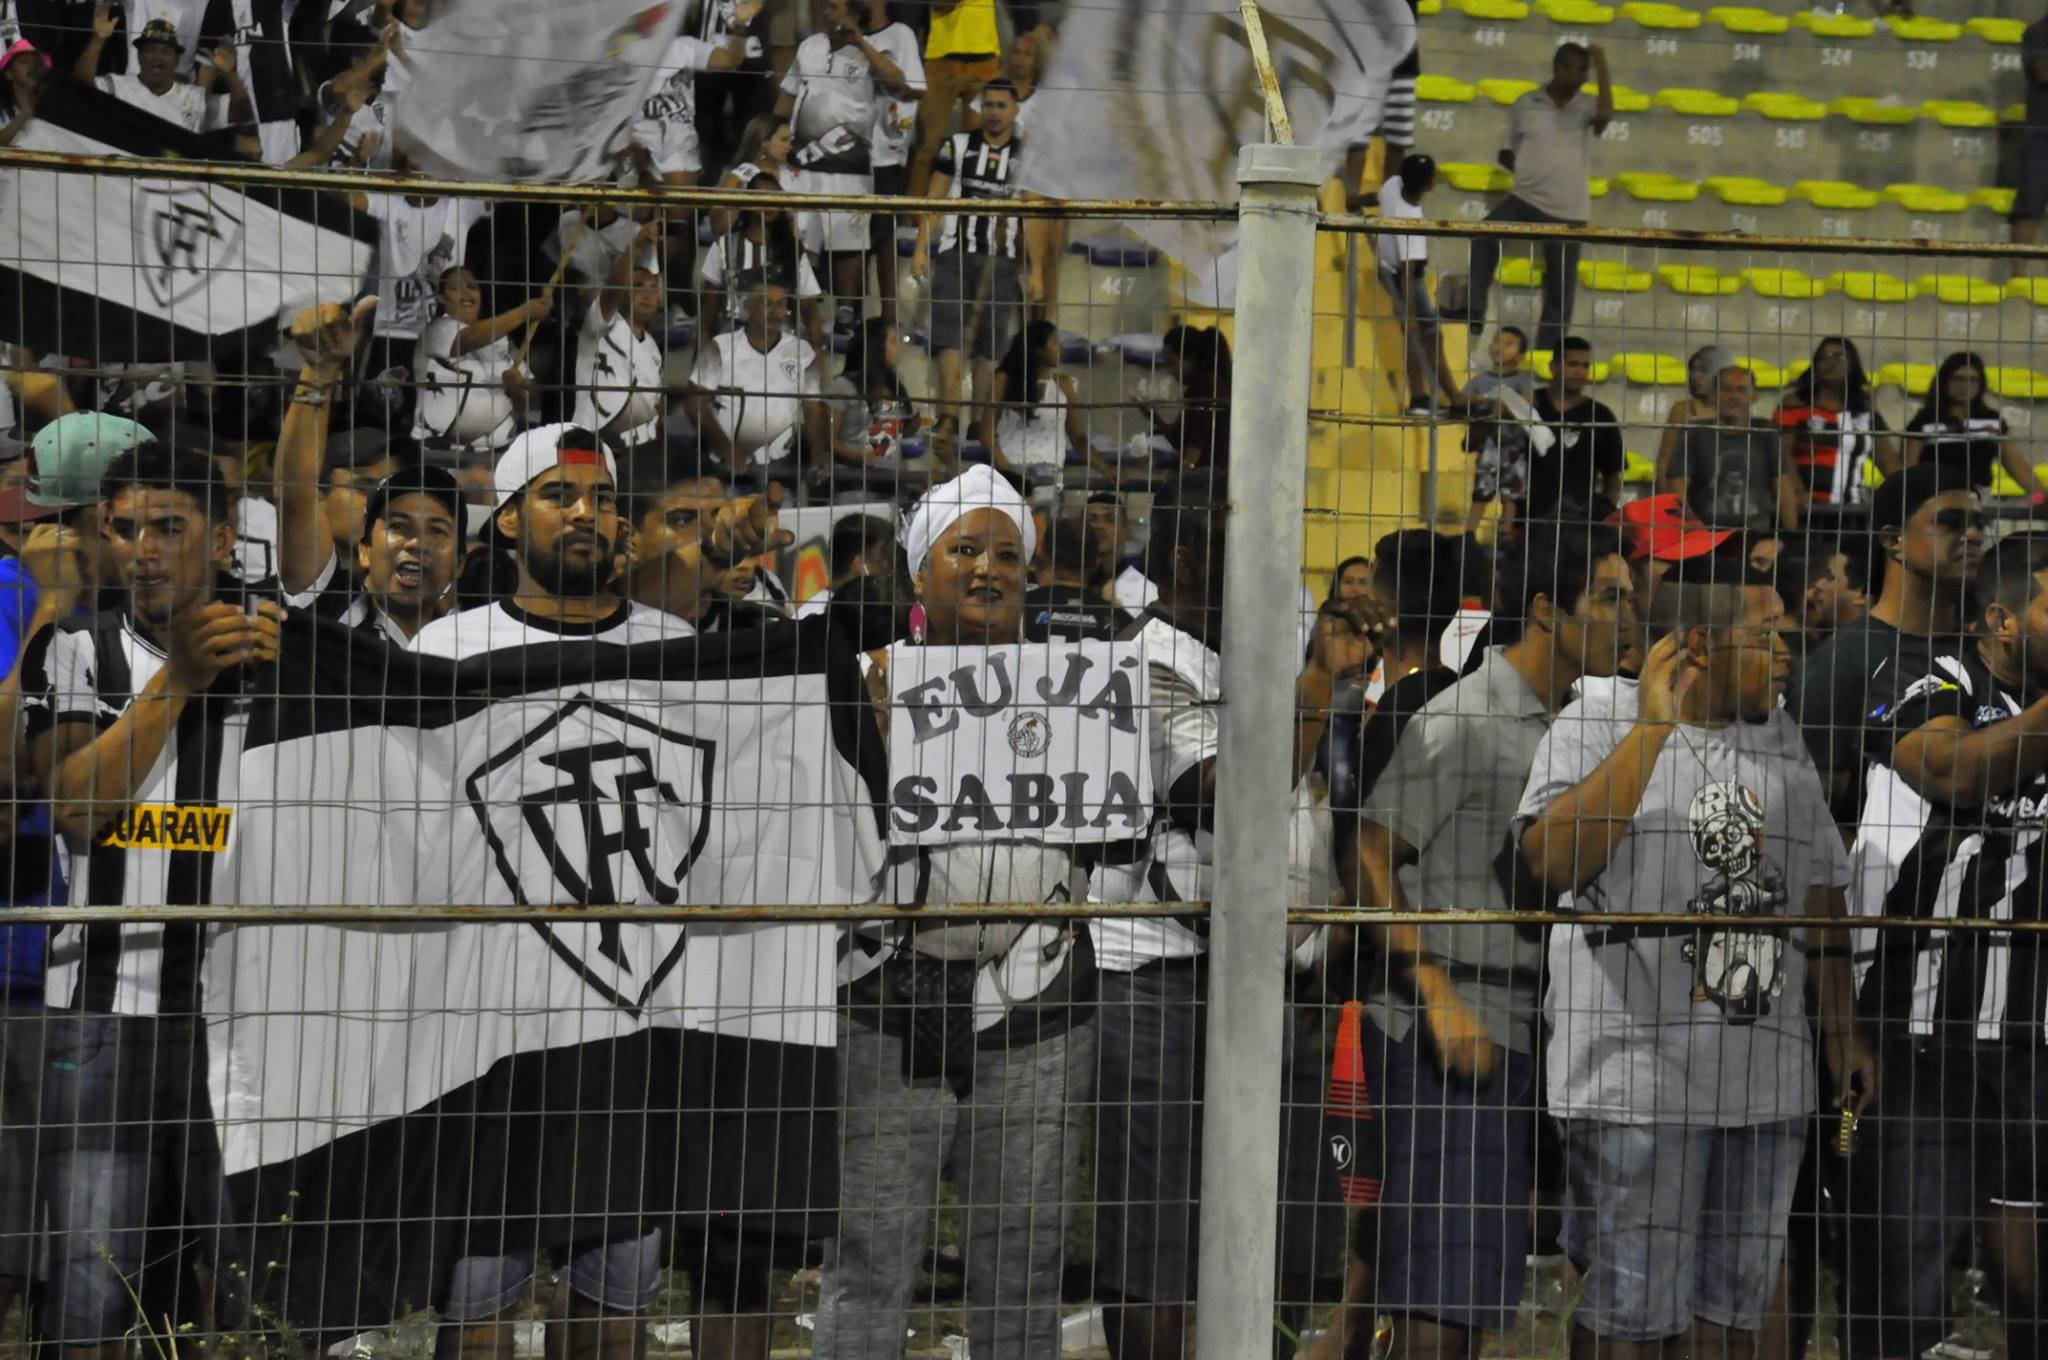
[[491, 424, 617, 510], [901, 464, 1037, 578]]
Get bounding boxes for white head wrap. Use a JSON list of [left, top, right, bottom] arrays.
[[901, 464, 1037, 579]]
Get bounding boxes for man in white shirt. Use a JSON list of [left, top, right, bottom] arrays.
[[685, 270, 829, 491], [862, 0, 925, 323], [76, 11, 242, 130], [1448, 41, 1613, 354], [1373, 153, 1461, 417]]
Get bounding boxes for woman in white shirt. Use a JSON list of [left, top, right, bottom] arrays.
[[412, 265, 548, 456], [573, 219, 667, 453], [989, 319, 1112, 481]]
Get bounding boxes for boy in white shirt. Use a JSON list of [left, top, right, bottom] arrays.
[[1372, 153, 1462, 416]]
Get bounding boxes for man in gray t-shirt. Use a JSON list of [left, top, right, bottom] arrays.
[[1345, 520, 1632, 1354], [1515, 571, 1874, 1356], [1449, 42, 1613, 355]]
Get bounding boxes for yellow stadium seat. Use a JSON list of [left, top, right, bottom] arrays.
[[1886, 15, 1960, 42], [1452, 0, 1532, 17], [1975, 187, 2017, 216], [1589, 176, 1610, 198], [1734, 356, 1785, 388], [2006, 103, 2029, 125], [1915, 274, 2003, 306], [1987, 367, 2048, 401], [1655, 87, 1739, 117], [1885, 184, 1970, 214], [1477, 78, 1541, 105], [1861, 458, 1888, 492], [1440, 161, 1514, 192], [1705, 176, 1788, 206], [1417, 74, 1478, 103], [1706, 5, 1788, 34], [1742, 267, 1826, 299], [1418, 0, 1444, 11], [1622, 450, 1656, 484], [1791, 180, 1881, 210], [1874, 361, 1936, 395], [1537, 0, 1614, 22], [1620, 1, 1700, 29], [1741, 92, 1826, 122], [1580, 261, 1654, 292], [1614, 352, 1689, 386], [1529, 350, 1614, 383], [1499, 257, 1547, 288], [1614, 172, 1699, 202], [1658, 263, 1741, 296], [1783, 361, 1811, 386], [1988, 464, 2036, 498], [1830, 97, 1917, 125], [1967, 17, 2025, 44], [2006, 278, 2048, 306], [1588, 82, 1654, 112], [1829, 271, 1913, 303], [1794, 10, 1874, 37], [1921, 100, 1997, 129]]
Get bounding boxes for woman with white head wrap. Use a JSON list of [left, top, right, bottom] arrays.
[[814, 464, 1098, 1360]]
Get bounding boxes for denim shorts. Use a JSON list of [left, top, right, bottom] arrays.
[[443, 1228, 664, 1321], [1562, 1119, 1804, 1341]]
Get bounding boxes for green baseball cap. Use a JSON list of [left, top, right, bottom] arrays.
[[0, 413, 158, 522]]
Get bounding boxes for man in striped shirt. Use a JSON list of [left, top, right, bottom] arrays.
[[912, 78, 1038, 443]]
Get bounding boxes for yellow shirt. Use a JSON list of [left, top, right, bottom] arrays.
[[927, 0, 998, 58]]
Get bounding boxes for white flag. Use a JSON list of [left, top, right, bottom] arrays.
[[393, 0, 686, 180], [1020, 0, 1415, 305]]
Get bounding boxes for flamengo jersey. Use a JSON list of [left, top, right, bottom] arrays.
[[1858, 646, 2048, 1045], [935, 129, 1022, 258], [20, 598, 259, 1015]]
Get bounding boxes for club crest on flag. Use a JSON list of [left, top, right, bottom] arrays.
[[463, 693, 715, 1012], [137, 180, 242, 309]]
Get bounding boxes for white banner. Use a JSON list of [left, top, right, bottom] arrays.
[[885, 641, 1152, 847], [393, 0, 686, 181], [1021, 0, 1414, 305]]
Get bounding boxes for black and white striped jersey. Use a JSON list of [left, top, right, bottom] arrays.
[[934, 130, 1024, 259]]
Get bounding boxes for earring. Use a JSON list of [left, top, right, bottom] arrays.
[[908, 602, 926, 643]]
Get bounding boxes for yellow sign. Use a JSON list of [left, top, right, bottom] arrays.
[[102, 804, 233, 852]]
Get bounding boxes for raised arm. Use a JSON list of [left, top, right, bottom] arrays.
[[1589, 42, 1613, 132], [275, 296, 377, 594], [74, 0, 115, 81]]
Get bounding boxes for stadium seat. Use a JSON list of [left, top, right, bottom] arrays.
[[1440, 161, 1514, 192], [1974, 187, 2017, 216], [1589, 177, 1609, 198], [1499, 257, 1547, 287], [1920, 101, 1997, 129], [1742, 267, 1826, 299], [1058, 330, 1093, 365], [1416, 74, 1478, 103], [1452, 0, 1532, 18], [1828, 270, 1913, 302], [1071, 235, 1161, 268], [1740, 93, 1826, 122], [1478, 78, 1540, 105], [1623, 449, 1656, 484], [1614, 352, 1688, 385], [1794, 10, 1874, 37], [1579, 260, 1654, 291], [1967, 17, 2024, 44], [1620, 1, 1699, 29], [1418, 0, 1443, 12], [1874, 361, 1936, 396], [1654, 87, 1739, 117], [1658, 263, 1740, 296], [1528, 349, 1614, 382], [2005, 104, 2029, 125], [1915, 273, 2002, 306], [1101, 333, 1167, 367], [1706, 5, 1789, 35], [1885, 15, 1960, 42], [1705, 176, 1788, 206], [1791, 180, 1881, 211], [1830, 97, 1917, 126], [1589, 83, 1654, 112], [1987, 367, 2048, 401], [1536, 0, 1614, 23], [1735, 355, 1786, 387], [1988, 464, 2038, 498], [2007, 278, 2048, 307], [1613, 172, 1698, 202], [1885, 184, 1970, 214]]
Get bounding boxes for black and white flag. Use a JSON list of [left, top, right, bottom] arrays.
[[206, 614, 885, 1334], [0, 80, 374, 360]]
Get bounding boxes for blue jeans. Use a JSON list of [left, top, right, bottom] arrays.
[[444, 1229, 665, 1321]]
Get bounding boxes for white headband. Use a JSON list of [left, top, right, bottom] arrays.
[[902, 464, 1037, 578]]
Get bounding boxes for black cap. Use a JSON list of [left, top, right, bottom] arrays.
[[135, 18, 182, 49], [361, 464, 467, 550], [1870, 461, 1974, 533]]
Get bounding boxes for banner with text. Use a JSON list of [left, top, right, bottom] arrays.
[[886, 641, 1152, 847]]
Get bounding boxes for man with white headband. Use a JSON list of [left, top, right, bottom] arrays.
[[815, 462, 1100, 1360]]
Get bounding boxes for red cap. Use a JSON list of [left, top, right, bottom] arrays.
[[1609, 494, 1734, 563]]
